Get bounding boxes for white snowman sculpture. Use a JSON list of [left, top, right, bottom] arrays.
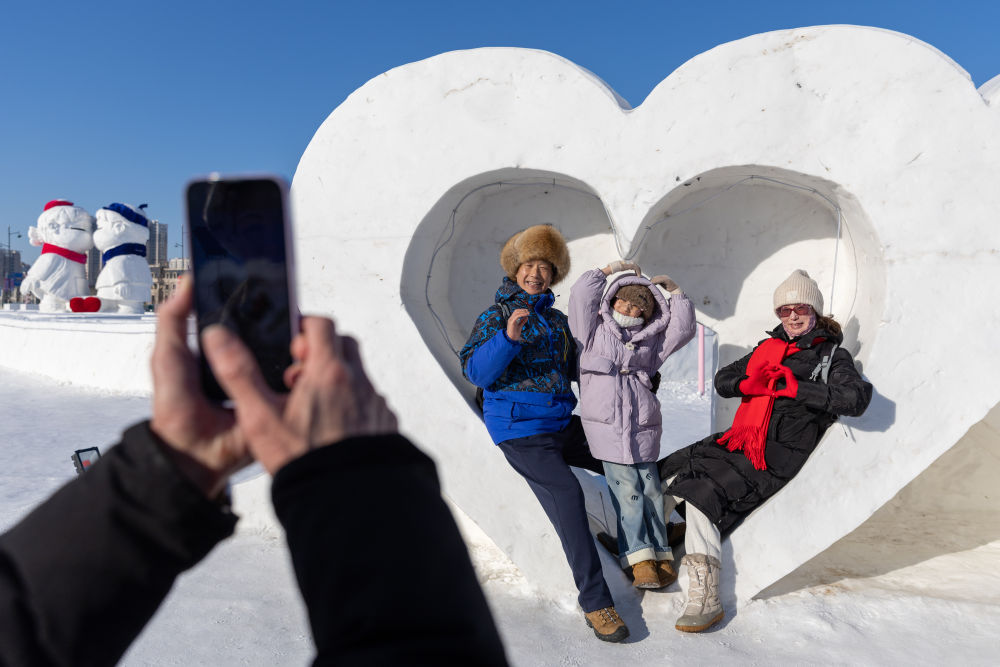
[[93, 203, 153, 313], [22, 199, 95, 312]]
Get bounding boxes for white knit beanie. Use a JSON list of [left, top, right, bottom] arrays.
[[773, 269, 823, 315]]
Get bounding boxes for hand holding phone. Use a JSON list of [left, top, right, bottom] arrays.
[[185, 175, 298, 402]]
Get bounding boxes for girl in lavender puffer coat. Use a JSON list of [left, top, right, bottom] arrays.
[[569, 261, 696, 589]]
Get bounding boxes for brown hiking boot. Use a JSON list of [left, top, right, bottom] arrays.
[[584, 606, 629, 643], [630, 559, 662, 589], [656, 559, 678, 587]]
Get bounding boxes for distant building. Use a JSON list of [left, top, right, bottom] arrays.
[[147, 220, 168, 267], [85, 247, 102, 291], [1, 249, 23, 303], [1, 248, 20, 280], [150, 257, 190, 307]]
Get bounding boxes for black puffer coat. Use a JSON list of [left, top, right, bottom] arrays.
[[660, 322, 872, 534]]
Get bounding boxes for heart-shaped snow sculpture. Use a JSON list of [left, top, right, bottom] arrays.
[[291, 26, 1000, 603], [69, 296, 101, 313]]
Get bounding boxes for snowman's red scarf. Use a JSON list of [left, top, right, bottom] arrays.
[[41, 243, 86, 264], [716, 337, 803, 470]]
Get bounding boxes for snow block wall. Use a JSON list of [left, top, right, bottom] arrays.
[[292, 25, 1000, 604], [0, 312, 155, 394]]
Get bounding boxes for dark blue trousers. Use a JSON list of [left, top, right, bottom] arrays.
[[497, 416, 613, 612]]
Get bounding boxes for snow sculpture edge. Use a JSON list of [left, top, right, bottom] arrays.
[[287, 26, 1000, 603]]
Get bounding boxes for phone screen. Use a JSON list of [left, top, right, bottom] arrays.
[[72, 447, 102, 475], [186, 177, 295, 401]]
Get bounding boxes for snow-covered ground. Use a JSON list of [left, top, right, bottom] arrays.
[[2, 368, 998, 666]]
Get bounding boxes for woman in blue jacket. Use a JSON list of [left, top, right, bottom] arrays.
[[460, 224, 628, 643]]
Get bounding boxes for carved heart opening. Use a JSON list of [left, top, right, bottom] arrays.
[[403, 165, 880, 431]]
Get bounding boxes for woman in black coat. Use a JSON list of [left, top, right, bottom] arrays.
[[659, 269, 872, 633]]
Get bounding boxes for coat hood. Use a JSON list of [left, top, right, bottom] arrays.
[[495, 276, 555, 311], [600, 274, 671, 343]]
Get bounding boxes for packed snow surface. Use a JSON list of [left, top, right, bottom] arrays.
[[2, 369, 997, 666]]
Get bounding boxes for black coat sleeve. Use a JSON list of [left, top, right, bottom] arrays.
[[0, 422, 237, 667], [714, 349, 753, 398], [272, 433, 508, 667], [792, 347, 873, 417]]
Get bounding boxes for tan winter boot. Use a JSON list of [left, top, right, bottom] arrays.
[[631, 559, 662, 589], [584, 606, 629, 643], [656, 559, 678, 587], [675, 554, 724, 633]]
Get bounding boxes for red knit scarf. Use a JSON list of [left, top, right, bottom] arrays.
[[716, 338, 802, 470], [41, 243, 87, 264]]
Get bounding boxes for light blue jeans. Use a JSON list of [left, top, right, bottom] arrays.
[[602, 460, 672, 567]]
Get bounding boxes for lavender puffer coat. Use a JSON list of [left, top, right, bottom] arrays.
[[569, 269, 696, 464]]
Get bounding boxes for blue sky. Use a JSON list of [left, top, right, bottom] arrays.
[[3, 1, 999, 263]]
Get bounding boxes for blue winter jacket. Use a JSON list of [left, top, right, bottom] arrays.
[[460, 278, 577, 444]]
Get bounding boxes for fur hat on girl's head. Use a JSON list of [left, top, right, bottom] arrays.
[[614, 284, 656, 320], [773, 269, 824, 315], [500, 224, 571, 285]]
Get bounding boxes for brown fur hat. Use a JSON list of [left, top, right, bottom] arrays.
[[613, 284, 656, 320], [499, 224, 571, 285]]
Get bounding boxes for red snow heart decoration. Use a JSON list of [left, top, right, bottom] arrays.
[[69, 297, 101, 313]]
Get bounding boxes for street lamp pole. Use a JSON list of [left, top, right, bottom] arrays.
[[174, 223, 188, 267], [178, 222, 187, 261], [2, 225, 23, 305]]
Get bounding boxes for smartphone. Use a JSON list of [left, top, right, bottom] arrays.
[[71, 447, 102, 475], [185, 174, 297, 402]]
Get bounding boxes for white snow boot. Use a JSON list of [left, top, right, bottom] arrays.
[[675, 553, 724, 633]]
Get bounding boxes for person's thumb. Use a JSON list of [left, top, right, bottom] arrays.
[[203, 326, 304, 473], [202, 325, 276, 414]]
